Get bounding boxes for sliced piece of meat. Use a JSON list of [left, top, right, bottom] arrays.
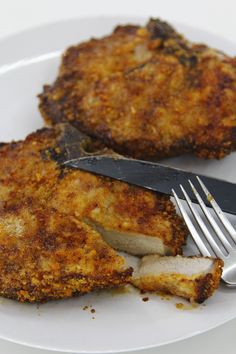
[[123, 253, 223, 303]]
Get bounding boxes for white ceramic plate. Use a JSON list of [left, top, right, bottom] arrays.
[[0, 16, 236, 354]]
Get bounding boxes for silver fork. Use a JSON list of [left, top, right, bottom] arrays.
[[172, 176, 236, 287]]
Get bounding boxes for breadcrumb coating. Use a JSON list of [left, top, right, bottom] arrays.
[[0, 125, 187, 302], [39, 18, 236, 160]]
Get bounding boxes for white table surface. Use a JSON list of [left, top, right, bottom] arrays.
[[0, 0, 235, 353]]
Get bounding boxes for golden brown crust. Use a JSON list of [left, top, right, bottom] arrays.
[[0, 206, 132, 302], [0, 125, 187, 302], [51, 169, 187, 255], [194, 258, 224, 303], [39, 18, 236, 160], [132, 257, 223, 303]]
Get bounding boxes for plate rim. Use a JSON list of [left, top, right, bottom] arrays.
[[0, 15, 236, 353]]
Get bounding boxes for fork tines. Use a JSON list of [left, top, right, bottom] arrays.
[[172, 177, 236, 260]]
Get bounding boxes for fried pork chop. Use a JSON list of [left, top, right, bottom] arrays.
[[39, 18, 236, 160], [123, 253, 223, 303], [0, 124, 187, 302], [40, 20, 236, 160]]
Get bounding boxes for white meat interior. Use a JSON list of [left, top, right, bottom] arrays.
[[122, 253, 214, 278], [87, 221, 172, 256]]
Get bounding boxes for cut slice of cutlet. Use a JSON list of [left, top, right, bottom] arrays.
[[123, 253, 223, 303]]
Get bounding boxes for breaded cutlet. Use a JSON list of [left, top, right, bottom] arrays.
[[39, 18, 236, 160], [0, 124, 187, 302]]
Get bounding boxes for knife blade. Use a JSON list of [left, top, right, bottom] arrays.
[[63, 156, 236, 215]]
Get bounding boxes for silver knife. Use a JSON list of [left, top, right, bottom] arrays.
[[50, 124, 236, 215], [61, 155, 236, 216]]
